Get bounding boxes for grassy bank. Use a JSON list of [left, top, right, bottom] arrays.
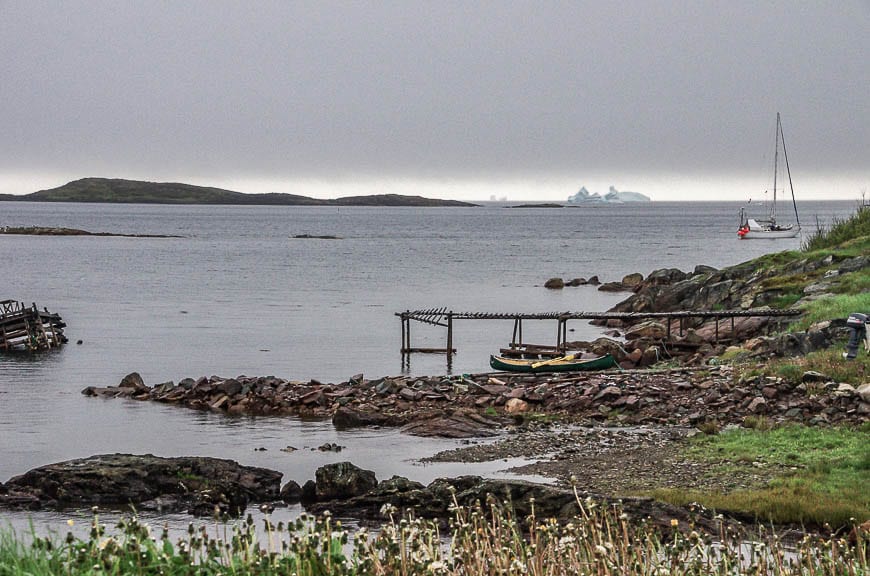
[[1, 499, 866, 576], [764, 347, 869, 386], [647, 424, 870, 529], [746, 207, 869, 326], [802, 205, 870, 253]]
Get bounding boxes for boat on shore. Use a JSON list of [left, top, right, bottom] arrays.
[[737, 113, 801, 239], [489, 353, 616, 373]]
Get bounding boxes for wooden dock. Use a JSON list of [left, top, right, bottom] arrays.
[[397, 307, 802, 358], [0, 300, 67, 351]]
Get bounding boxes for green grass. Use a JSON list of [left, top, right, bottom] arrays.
[[737, 346, 869, 387], [0, 528, 56, 575], [791, 291, 870, 332], [832, 268, 870, 294], [803, 207, 870, 252], [649, 425, 870, 528], [767, 292, 803, 309]]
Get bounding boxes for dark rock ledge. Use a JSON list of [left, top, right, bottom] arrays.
[[302, 463, 722, 535], [0, 453, 281, 516]]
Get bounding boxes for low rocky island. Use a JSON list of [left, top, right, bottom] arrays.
[[1, 226, 181, 238], [1, 177, 478, 207]]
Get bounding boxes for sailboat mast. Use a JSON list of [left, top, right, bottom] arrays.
[[772, 112, 780, 223], [779, 115, 801, 228]]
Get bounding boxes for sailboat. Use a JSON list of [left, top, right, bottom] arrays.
[[737, 113, 801, 239]]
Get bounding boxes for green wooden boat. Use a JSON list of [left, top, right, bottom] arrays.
[[489, 353, 616, 373]]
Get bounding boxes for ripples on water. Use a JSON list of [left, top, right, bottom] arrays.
[[0, 200, 857, 531]]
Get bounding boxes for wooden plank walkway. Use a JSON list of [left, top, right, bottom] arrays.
[[397, 307, 802, 358]]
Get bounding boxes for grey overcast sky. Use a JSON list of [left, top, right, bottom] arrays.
[[0, 1, 867, 201]]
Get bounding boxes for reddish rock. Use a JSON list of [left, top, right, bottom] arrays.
[[481, 384, 510, 395], [300, 389, 325, 405], [593, 386, 622, 401], [505, 398, 530, 413], [640, 347, 661, 366], [747, 397, 768, 413]]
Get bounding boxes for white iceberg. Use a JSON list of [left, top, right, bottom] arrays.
[[567, 186, 650, 204]]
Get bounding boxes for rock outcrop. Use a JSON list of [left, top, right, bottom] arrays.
[[302, 465, 716, 535], [0, 454, 282, 516]]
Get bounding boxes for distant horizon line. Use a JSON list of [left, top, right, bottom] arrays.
[[1, 174, 866, 204]]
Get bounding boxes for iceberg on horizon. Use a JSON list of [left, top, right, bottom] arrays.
[[567, 186, 650, 204]]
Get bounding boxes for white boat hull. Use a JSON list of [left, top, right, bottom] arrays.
[[739, 226, 800, 239]]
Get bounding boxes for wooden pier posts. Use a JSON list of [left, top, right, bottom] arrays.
[[399, 309, 457, 357], [397, 307, 802, 360]]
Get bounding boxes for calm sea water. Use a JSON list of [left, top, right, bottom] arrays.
[[0, 199, 857, 529]]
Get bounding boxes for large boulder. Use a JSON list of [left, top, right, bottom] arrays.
[[544, 278, 565, 289], [692, 265, 717, 276], [118, 372, 147, 391], [332, 406, 392, 428], [590, 337, 628, 361], [645, 268, 688, 286], [693, 316, 768, 342], [621, 272, 644, 288], [838, 256, 869, 274], [401, 409, 501, 438], [598, 281, 629, 292], [624, 321, 667, 340], [280, 480, 303, 504], [0, 454, 282, 516], [314, 462, 378, 501]]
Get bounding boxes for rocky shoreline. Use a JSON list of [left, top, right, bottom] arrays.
[[61, 363, 869, 532], [83, 364, 868, 434], [5, 363, 867, 535]]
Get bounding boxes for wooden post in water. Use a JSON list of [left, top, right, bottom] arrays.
[[400, 311, 408, 354], [405, 313, 411, 352], [446, 311, 453, 359]]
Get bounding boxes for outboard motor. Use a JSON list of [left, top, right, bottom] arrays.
[[844, 313, 869, 359]]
